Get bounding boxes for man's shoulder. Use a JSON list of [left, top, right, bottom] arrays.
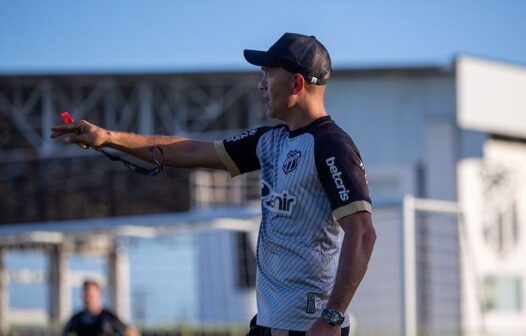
[[68, 310, 86, 321], [252, 124, 289, 146], [262, 123, 288, 136], [99, 308, 127, 330], [63, 310, 85, 330], [224, 124, 285, 143], [100, 308, 120, 319], [67, 309, 118, 322], [311, 119, 357, 149]]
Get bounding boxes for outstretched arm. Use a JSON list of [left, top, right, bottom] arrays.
[[51, 120, 225, 170]]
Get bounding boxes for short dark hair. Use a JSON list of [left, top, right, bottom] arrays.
[[82, 279, 101, 289]]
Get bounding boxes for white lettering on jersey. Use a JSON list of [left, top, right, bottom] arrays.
[[261, 180, 296, 215], [226, 129, 257, 142], [325, 157, 350, 201]]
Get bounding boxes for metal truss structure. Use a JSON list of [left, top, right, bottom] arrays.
[[0, 72, 268, 332], [0, 72, 267, 163]]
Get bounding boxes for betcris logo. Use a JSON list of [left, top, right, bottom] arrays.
[[325, 157, 350, 201], [261, 180, 296, 215]]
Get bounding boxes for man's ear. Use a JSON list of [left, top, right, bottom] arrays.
[[292, 74, 305, 95]]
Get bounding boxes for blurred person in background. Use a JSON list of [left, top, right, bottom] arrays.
[[52, 32, 376, 336], [63, 279, 127, 336]]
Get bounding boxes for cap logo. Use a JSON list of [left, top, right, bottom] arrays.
[[310, 77, 318, 84]]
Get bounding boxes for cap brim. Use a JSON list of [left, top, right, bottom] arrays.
[[243, 49, 280, 67]]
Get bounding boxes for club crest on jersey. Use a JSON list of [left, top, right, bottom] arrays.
[[282, 150, 301, 174], [261, 180, 296, 215]]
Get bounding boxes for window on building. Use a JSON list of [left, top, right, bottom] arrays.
[[483, 276, 523, 312]]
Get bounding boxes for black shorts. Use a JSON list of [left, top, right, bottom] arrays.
[[246, 315, 350, 336]]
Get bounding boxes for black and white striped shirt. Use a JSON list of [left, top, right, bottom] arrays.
[[214, 116, 371, 331]]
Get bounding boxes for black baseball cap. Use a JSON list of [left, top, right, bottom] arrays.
[[244, 32, 332, 85]]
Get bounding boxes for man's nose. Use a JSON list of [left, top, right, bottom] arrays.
[[258, 77, 266, 91]]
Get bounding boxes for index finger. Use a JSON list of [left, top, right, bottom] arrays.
[[50, 124, 80, 138], [51, 124, 77, 132]]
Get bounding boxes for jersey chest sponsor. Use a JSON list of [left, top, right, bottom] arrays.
[[261, 180, 296, 215]]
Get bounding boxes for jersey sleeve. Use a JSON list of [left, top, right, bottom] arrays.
[[315, 134, 372, 221], [214, 127, 272, 177]]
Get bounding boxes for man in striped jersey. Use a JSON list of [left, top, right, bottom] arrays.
[[51, 32, 376, 336]]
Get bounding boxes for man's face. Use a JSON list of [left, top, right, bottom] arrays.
[[258, 66, 294, 120], [83, 283, 102, 313]]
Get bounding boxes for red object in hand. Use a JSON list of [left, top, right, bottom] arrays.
[[61, 111, 74, 124]]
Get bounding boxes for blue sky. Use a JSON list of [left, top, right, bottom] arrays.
[[1, 0, 525, 74]]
